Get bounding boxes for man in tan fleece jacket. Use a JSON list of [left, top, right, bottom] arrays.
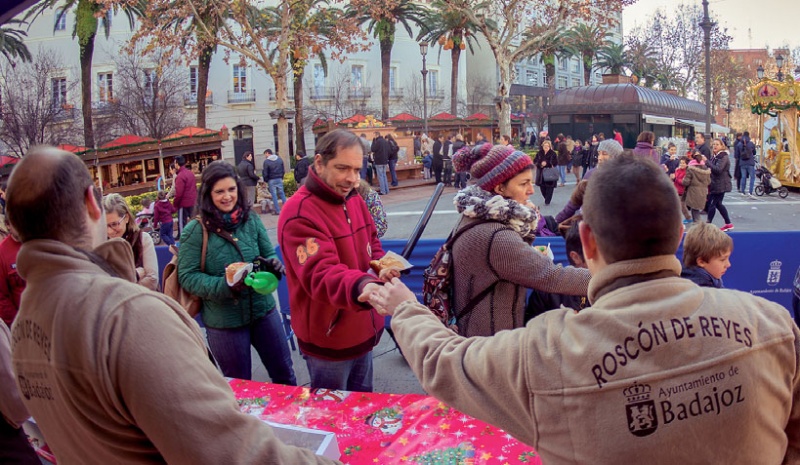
[[6, 147, 341, 464], [363, 154, 800, 464]]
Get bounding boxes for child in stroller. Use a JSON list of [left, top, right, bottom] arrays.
[[754, 165, 789, 198]]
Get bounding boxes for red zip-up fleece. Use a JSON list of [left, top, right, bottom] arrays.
[[278, 167, 384, 361]]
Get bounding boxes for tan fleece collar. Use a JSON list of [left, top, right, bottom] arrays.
[[588, 255, 682, 304]]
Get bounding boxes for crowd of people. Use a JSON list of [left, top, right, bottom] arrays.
[[1, 124, 799, 464]]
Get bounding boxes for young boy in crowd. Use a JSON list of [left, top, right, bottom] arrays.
[[153, 190, 176, 246], [524, 220, 590, 322], [422, 150, 433, 179], [680, 221, 733, 288]]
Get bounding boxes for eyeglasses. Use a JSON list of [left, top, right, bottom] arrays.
[[107, 214, 127, 230]]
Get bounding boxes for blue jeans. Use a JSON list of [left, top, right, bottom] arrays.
[[388, 159, 398, 186], [740, 165, 755, 194], [304, 351, 373, 392], [159, 221, 175, 246], [267, 178, 287, 213], [558, 165, 567, 184], [205, 310, 296, 384], [374, 164, 389, 194]]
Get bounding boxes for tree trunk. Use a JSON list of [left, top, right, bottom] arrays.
[[379, 36, 393, 121], [79, 32, 96, 149], [583, 53, 592, 86], [293, 59, 306, 157], [450, 35, 461, 116], [496, 58, 512, 137], [196, 45, 213, 128], [274, 79, 290, 170]]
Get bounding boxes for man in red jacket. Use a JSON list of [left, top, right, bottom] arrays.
[[0, 227, 24, 327], [171, 155, 198, 236], [278, 129, 398, 392]]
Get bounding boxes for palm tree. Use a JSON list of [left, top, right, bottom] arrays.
[[566, 23, 611, 86], [625, 38, 657, 87], [531, 30, 572, 93], [596, 43, 628, 75], [417, 0, 481, 116], [350, 1, 426, 121], [26, 1, 143, 148], [163, 1, 227, 129], [0, 20, 32, 65]]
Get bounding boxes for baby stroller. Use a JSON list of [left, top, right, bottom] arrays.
[[135, 212, 162, 245], [754, 165, 789, 198]]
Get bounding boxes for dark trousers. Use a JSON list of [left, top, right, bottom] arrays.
[[159, 221, 175, 246], [433, 162, 443, 184], [453, 172, 468, 189], [177, 206, 194, 237], [0, 420, 40, 465], [540, 184, 555, 205], [388, 159, 398, 186], [443, 160, 453, 185], [706, 192, 731, 224], [205, 310, 296, 384]]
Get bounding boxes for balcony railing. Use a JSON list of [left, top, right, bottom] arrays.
[[428, 89, 445, 99], [308, 86, 335, 100], [183, 92, 214, 107], [92, 100, 118, 116], [389, 88, 404, 99], [268, 88, 295, 102], [227, 89, 256, 104], [348, 87, 372, 99], [52, 106, 78, 122]]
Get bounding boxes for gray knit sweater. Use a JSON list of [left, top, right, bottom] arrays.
[[451, 216, 591, 337]]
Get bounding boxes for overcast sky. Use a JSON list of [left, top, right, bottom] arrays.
[[623, 0, 800, 51]]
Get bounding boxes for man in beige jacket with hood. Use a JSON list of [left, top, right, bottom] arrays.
[[6, 147, 340, 464], [363, 154, 800, 464]]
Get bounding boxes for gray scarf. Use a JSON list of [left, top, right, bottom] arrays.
[[454, 185, 539, 241]]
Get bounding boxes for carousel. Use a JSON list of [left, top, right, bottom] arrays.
[[749, 74, 800, 188]]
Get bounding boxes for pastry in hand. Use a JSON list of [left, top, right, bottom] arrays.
[[226, 262, 250, 285]]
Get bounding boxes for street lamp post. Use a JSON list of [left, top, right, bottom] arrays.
[[776, 54, 785, 82], [419, 41, 429, 137], [699, 0, 715, 136], [724, 105, 732, 129]]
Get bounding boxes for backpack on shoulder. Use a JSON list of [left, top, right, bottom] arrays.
[[422, 221, 495, 332], [741, 142, 753, 161], [162, 221, 207, 317]]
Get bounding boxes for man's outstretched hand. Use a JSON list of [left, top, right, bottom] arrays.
[[358, 278, 417, 317]]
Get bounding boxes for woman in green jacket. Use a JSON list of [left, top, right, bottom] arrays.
[[177, 161, 295, 384]]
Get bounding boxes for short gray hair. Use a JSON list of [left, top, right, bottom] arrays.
[[597, 139, 623, 158]]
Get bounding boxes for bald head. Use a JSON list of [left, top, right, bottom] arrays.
[[7, 146, 100, 247]]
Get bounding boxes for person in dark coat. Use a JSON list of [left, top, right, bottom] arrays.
[[582, 135, 598, 177], [707, 138, 734, 231], [695, 132, 712, 158], [431, 134, 444, 184], [386, 133, 400, 187], [451, 134, 468, 188], [370, 132, 390, 195], [293, 151, 309, 186], [534, 140, 558, 205], [571, 139, 584, 183], [556, 141, 571, 186], [236, 151, 260, 207], [442, 135, 453, 186], [732, 133, 743, 192]]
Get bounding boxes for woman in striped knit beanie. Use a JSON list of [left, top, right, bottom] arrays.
[[439, 144, 590, 337]]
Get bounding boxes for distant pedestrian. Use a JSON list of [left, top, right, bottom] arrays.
[[371, 132, 390, 195], [171, 155, 197, 236], [571, 139, 584, 183], [632, 131, 659, 164], [386, 133, 400, 187], [682, 152, 711, 223], [707, 138, 734, 232], [739, 131, 757, 197], [293, 151, 309, 186], [262, 149, 286, 216], [153, 190, 176, 246], [534, 140, 558, 205], [732, 132, 743, 191], [236, 151, 259, 207], [556, 140, 571, 186], [613, 128, 623, 146]]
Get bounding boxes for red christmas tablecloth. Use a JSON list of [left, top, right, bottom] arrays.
[[230, 379, 541, 465]]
